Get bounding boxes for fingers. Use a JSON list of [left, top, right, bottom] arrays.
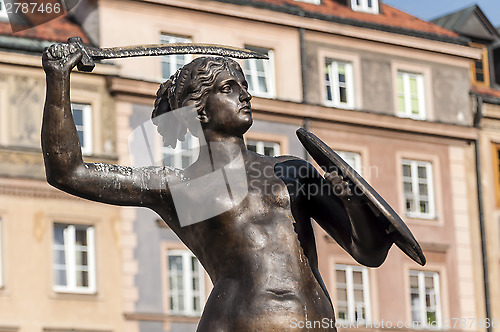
[[325, 171, 352, 197], [42, 42, 82, 73], [44, 43, 78, 60]]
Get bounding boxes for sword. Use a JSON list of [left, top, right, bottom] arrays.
[[67, 37, 269, 72]]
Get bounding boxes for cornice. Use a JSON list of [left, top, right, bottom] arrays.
[[0, 178, 80, 200], [108, 76, 478, 141], [124, 0, 481, 60]]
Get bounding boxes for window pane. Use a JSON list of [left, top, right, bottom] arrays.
[[409, 77, 418, 94], [75, 229, 87, 246], [337, 288, 347, 302], [403, 164, 411, 177], [54, 269, 67, 286], [54, 225, 65, 246], [336, 269, 346, 284], [258, 77, 267, 93], [263, 146, 275, 157], [76, 251, 88, 266], [169, 255, 183, 271], [352, 271, 363, 285], [398, 96, 405, 112], [162, 61, 171, 79], [73, 109, 83, 126], [339, 87, 347, 103], [354, 289, 364, 302], [77, 270, 89, 287], [397, 75, 404, 93], [247, 144, 257, 153], [417, 166, 427, 179]]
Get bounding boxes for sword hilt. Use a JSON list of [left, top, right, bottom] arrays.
[[67, 37, 95, 72]]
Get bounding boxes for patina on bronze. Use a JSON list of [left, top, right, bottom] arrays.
[[41, 40, 425, 331]]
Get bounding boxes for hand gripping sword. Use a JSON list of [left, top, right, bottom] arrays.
[[67, 37, 268, 72]]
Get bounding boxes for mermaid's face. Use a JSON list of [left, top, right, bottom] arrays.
[[203, 68, 253, 136]]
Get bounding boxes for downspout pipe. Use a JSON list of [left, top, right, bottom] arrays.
[[473, 94, 492, 332], [299, 27, 310, 161]]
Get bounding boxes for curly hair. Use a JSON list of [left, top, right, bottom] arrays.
[[152, 57, 245, 148]]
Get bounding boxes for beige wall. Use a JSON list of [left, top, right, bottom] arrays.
[[0, 180, 123, 332]]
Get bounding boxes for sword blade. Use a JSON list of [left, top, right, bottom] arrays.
[[87, 43, 269, 60]]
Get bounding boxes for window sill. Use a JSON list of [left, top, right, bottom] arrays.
[[396, 113, 427, 121], [250, 92, 275, 99], [51, 290, 99, 301], [324, 102, 355, 110]]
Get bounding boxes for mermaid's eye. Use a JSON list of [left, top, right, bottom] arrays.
[[221, 84, 232, 94]]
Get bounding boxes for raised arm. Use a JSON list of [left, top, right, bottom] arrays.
[[41, 43, 167, 207]]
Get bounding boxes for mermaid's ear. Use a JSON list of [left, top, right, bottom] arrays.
[[197, 110, 208, 124]]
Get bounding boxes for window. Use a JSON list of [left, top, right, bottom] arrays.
[[162, 133, 199, 169], [493, 144, 500, 207], [335, 264, 371, 324], [0, 0, 7, 20], [244, 46, 275, 98], [470, 43, 489, 87], [53, 223, 96, 294], [71, 103, 92, 156], [247, 140, 280, 157], [410, 270, 441, 328], [402, 160, 435, 219], [167, 250, 205, 316], [351, 0, 379, 14], [161, 34, 192, 81], [336, 151, 362, 174], [397, 71, 426, 120], [325, 60, 355, 109]]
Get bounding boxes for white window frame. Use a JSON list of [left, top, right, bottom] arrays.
[[325, 59, 355, 109], [53, 224, 96, 294], [0, 219, 3, 288], [351, 0, 379, 14], [244, 46, 276, 98], [162, 133, 199, 169], [335, 264, 371, 324], [160, 34, 192, 81], [402, 160, 435, 219], [71, 103, 92, 156], [247, 139, 280, 157], [397, 71, 426, 120], [335, 151, 362, 175], [409, 270, 442, 329], [167, 249, 205, 316], [0, 0, 8, 20]]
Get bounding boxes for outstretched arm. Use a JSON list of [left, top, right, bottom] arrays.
[[41, 43, 166, 207]]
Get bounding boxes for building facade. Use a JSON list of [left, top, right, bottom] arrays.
[[0, 0, 490, 331], [91, 0, 484, 331], [0, 12, 125, 332], [434, 5, 500, 330]]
